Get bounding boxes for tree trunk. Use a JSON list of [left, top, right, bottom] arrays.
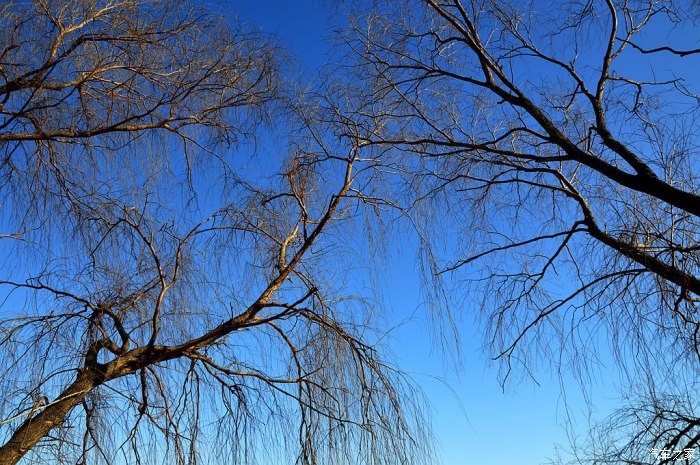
[[0, 368, 102, 465]]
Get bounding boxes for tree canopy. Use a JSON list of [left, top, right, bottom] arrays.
[[2, 0, 700, 464], [0, 1, 427, 464], [344, 0, 700, 462]]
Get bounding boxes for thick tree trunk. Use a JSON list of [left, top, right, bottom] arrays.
[[0, 368, 102, 465], [0, 299, 279, 464], [0, 338, 223, 464]]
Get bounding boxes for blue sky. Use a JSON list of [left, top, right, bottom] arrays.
[[209, 1, 640, 464], [4, 2, 699, 464]]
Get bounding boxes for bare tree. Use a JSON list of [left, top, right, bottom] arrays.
[[0, 1, 429, 465], [343, 0, 700, 462]]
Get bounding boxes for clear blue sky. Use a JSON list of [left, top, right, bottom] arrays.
[[213, 1, 627, 464]]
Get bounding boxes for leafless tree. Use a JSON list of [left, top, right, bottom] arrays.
[[0, 1, 429, 465], [342, 0, 700, 462]]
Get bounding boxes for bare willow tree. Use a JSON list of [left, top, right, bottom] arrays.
[[0, 1, 429, 465], [343, 0, 700, 463]]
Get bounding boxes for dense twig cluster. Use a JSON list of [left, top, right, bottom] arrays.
[[345, 0, 700, 462], [0, 2, 429, 465]]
